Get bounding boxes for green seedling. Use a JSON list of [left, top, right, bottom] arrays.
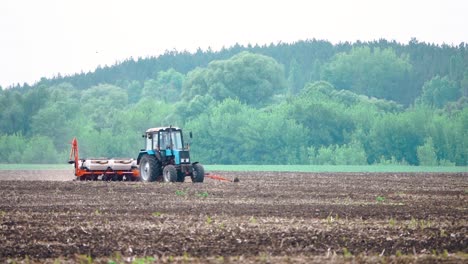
[[376, 196, 385, 202], [442, 249, 449, 258], [197, 191, 209, 198], [175, 190, 186, 196], [440, 229, 447, 237], [206, 215, 212, 225], [152, 212, 162, 217], [409, 217, 418, 229], [133, 256, 155, 264], [343, 248, 352, 258], [183, 252, 190, 262], [419, 219, 431, 229]]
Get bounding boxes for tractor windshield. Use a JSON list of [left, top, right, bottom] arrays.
[[159, 130, 183, 150]]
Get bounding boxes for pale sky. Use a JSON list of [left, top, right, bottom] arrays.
[[0, 0, 467, 88]]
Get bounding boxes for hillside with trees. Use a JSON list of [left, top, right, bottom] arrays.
[[0, 39, 466, 165]]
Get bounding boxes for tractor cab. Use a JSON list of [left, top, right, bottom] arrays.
[[145, 127, 183, 151], [141, 126, 190, 166]]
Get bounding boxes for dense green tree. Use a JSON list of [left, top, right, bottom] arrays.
[[417, 75, 460, 108], [0, 134, 26, 163], [427, 108, 467, 165], [142, 68, 184, 103], [31, 105, 70, 150], [417, 137, 438, 166], [322, 46, 412, 103], [461, 70, 468, 97], [176, 94, 216, 123], [287, 58, 301, 95], [182, 52, 286, 106], [115, 80, 143, 104], [109, 98, 178, 135], [367, 109, 428, 165], [80, 84, 128, 130], [309, 141, 367, 165], [29, 83, 81, 150], [280, 82, 355, 147], [186, 99, 307, 164], [21, 136, 60, 163]]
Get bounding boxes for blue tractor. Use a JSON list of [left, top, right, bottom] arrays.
[[137, 126, 204, 182]]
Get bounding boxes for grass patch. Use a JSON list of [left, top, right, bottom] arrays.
[[1, 164, 466, 173], [205, 165, 468, 173]]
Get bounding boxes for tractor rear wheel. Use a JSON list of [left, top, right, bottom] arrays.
[[192, 163, 205, 183], [163, 165, 177, 182], [139, 155, 160, 182]]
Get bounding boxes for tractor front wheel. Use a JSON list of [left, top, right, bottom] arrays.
[[192, 163, 205, 183], [139, 155, 160, 182], [163, 165, 177, 182]]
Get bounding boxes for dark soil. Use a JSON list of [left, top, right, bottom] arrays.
[[0, 170, 466, 263]]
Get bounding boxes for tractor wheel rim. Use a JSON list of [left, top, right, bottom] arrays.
[[163, 170, 169, 182], [142, 162, 150, 181]]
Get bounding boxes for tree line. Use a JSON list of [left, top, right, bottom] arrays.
[[0, 39, 466, 165]]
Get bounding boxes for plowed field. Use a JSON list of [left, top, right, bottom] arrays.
[[0, 170, 466, 263]]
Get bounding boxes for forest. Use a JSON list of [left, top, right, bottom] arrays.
[[0, 38, 466, 166]]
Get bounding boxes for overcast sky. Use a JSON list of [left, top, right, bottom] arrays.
[[0, 0, 466, 88]]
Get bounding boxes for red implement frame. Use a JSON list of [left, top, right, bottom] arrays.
[[69, 137, 140, 179]]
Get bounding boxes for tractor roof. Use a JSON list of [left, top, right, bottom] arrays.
[[145, 127, 181, 134]]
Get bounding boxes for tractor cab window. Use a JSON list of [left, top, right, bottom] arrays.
[[146, 133, 159, 150], [152, 134, 159, 150], [171, 131, 183, 149], [146, 134, 152, 150], [159, 130, 183, 149]]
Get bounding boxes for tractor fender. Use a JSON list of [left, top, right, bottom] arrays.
[[137, 150, 161, 165]]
